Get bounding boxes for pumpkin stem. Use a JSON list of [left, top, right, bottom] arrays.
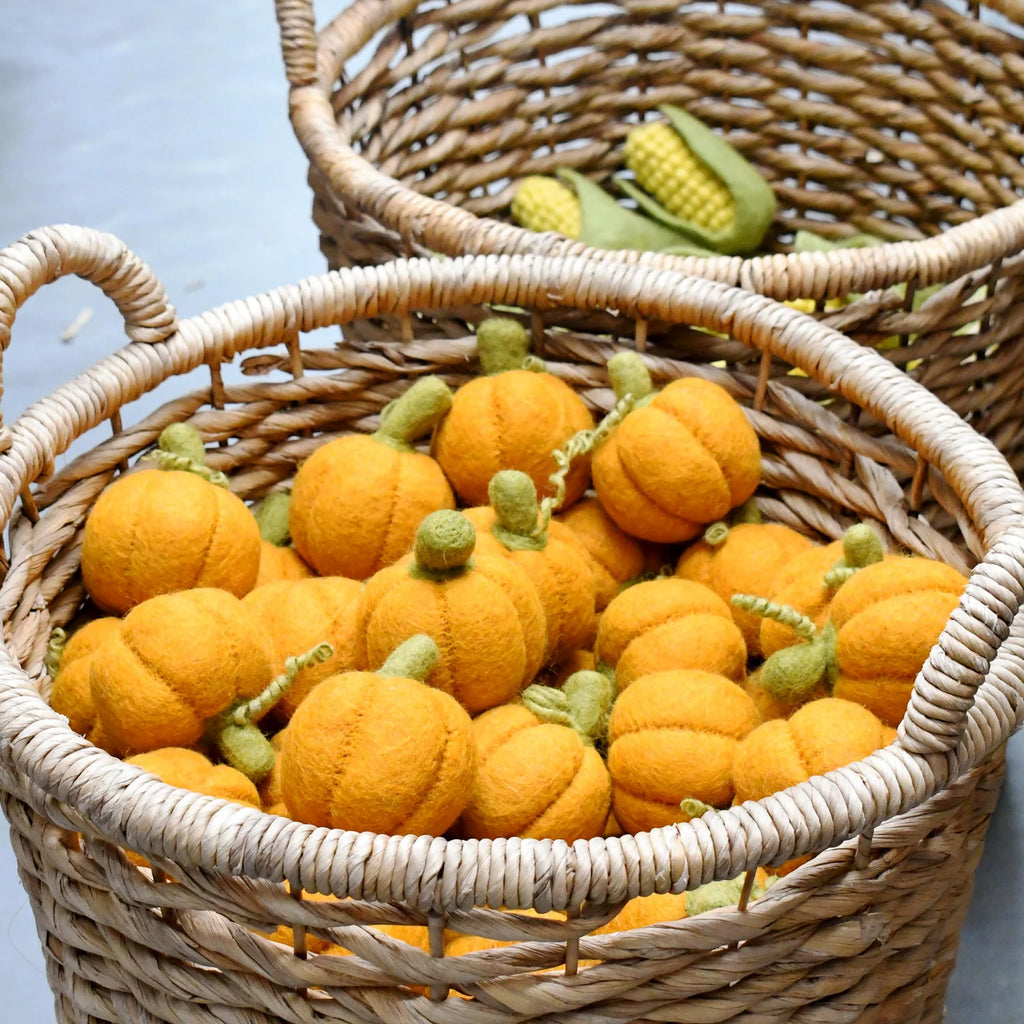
[[759, 621, 838, 704], [149, 423, 229, 488], [680, 797, 714, 819], [253, 492, 292, 546], [44, 627, 67, 680], [704, 521, 730, 546], [208, 641, 335, 782], [489, 471, 547, 551], [607, 351, 653, 405], [411, 510, 476, 579], [378, 634, 441, 682], [522, 670, 615, 745], [730, 595, 818, 641], [374, 376, 454, 451], [703, 498, 761, 546], [685, 873, 776, 917], [476, 317, 532, 374], [823, 524, 885, 589]]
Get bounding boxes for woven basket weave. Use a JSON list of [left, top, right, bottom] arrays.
[[277, 0, 1024, 472], [2, 225, 1024, 1024]]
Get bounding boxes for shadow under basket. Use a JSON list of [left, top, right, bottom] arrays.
[[277, 0, 1024, 475], [2, 225, 1024, 1024]]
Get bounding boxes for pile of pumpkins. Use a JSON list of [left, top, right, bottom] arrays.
[[46, 317, 967, 955]]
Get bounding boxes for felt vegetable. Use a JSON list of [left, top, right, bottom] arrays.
[[737, 555, 966, 726], [512, 175, 582, 237], [618, 104, 777, 255], [241, 575, 363, 724], [459, 670, 613, 842], [741, 667, 820, 722], [537, 647, 598, 689], [126, 747, 261, 808], [46, 617, 121, 744], [258, 728, 289, 817], [289, 375, 455, 580], [80, 423, 262, 614], [88, 586, 331, 780], [463, 471, 597, 663], [280, 634, 475, 836], [606, 668, 760, 833], [596, 577, 747, 689], [591, 352, 761, 543], [684, 870, 776, 916], [251, 492, 314, 588], [558, 496, 653, 610], [675, 515, 813, 658], [357, 511, 547, 714], [432, 317, 594, 509]]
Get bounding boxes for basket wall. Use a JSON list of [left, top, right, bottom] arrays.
[[1, 228, 1024, 1023], [281, 0, 1024, 473]]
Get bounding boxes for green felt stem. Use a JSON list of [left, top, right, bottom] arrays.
[[44, 627, 67, 680], [730, 595, 818, 641], [607, 352, 654, 404], [680, 797, 714, 819], [704, 522, 730, 546], [151, 423, 229, 488], [373, 376, 453, 450], [377, 634, 440, 681], [685, 872, 776, 917], [253, 492, 292, 546], [489, 471, 546, 551], [208, 641, 334, 782], [476, 317, 531, 375], [522, 670, 615, 745], [732, 498, 762, 525], [759, 622, 838, 704], [823, 524, 884, 590], [411, 510, 476, 578]]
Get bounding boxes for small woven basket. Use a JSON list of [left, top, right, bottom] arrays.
[[276, 0, 1024, 472], [2, 225, 1024, 1024]]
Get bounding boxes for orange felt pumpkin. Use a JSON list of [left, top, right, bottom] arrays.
[[432, 318, 594, 508], [591, 353, 761, 543], [357, 511, 547, 714], [463, 471, 597, 663], [606, 668, 760, 832], [596, 577, 747, 689], [47, 617, 121, 744], [126, 747, 261, 808], [80, 424, 262, 614], [289, 376, 456, 580], [251, 492, 313, 588], [280, 635, 475, 836]]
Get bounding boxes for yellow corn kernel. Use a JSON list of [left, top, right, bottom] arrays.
[[511, 176, 581, 238], [625, 122, 734, 234]]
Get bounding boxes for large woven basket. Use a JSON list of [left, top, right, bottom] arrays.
[[276, 0, 1024, 472], [2, 224, 1024, 1024]]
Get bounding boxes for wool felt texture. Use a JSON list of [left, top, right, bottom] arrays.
[[536, 647, 598, 689], [592, 376, 761, 543], [614, 615, 748, 690], [592, 891, 690, 933], [48, 616, 121, 741], [357, 515, 547, 714], [81, 466, 262, 614], [458, 703, 611, 841], [596, 576, 737, 668], [279, 656, 475, 836], [759, 540, 845, 657], [241, 576, 364, 723], [126, 747, 261, 808], [253, 491, 293, 546], [607, 669, 759, 833], [258, 727, 289, 817], [685, 870, 775, 916], [557, 496, 651, 610], [463, 503, 597, 664], [254, 541, 314, 589], [676, 522, 814, 657], [88, 588, 273, 758], [432, 369, 594, 509], [742, 667, 824, 722]]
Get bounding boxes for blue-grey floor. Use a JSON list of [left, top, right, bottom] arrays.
[[0, 3, 1021, 1021]]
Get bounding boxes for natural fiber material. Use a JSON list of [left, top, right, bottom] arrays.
[[2, 226, 1024, 1022]]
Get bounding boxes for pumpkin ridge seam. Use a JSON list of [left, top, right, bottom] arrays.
[[192, 486, 225, 589], [614, 438, 698, 529], [516, 738, 589, 838]]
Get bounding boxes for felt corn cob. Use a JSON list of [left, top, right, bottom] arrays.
[[619, 105, 776, 255], [512, 176, 582, 238]]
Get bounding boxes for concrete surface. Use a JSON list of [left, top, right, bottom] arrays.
[[0, 2, 1021, 1021]]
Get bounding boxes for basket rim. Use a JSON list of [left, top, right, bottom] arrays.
[[276, 0, 1024, 301], [2, 226, 1024, 911]]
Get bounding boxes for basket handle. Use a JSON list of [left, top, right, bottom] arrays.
[[275, 0, 320, 87], [0, 225, 178, 452]]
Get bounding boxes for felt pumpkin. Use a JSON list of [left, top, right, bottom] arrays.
[[459, 671, 613, 842], [280, 635, 475, 836], [596, 577, 746, 689], [47, 617, 121, 744], [289, 375, 456, 580], [432, 317, 594, 509], [88, 587, 330, 779], [741, 667, 822, 722], [463, 470, 597, 663], [251, 492, 314, 588], [744, 555, 966, 726], [557, 497, 653, 610], [126, 747, 261, 808], [684, 870, 776, 916], [241, 575, 363, 724], [258, 727, 289, 817], [592, 891, 690, 933], [357, 511, 547, 714], [606, 668, 760, 833], [537, 648, 597, 689], [591, 352, 761, 543], [80, 423, 262, 614], [675, 518, 813, 657]]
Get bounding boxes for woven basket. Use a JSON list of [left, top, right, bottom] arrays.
[[2, 225, 1024, 1024], [276, 0, 1024, 472]]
